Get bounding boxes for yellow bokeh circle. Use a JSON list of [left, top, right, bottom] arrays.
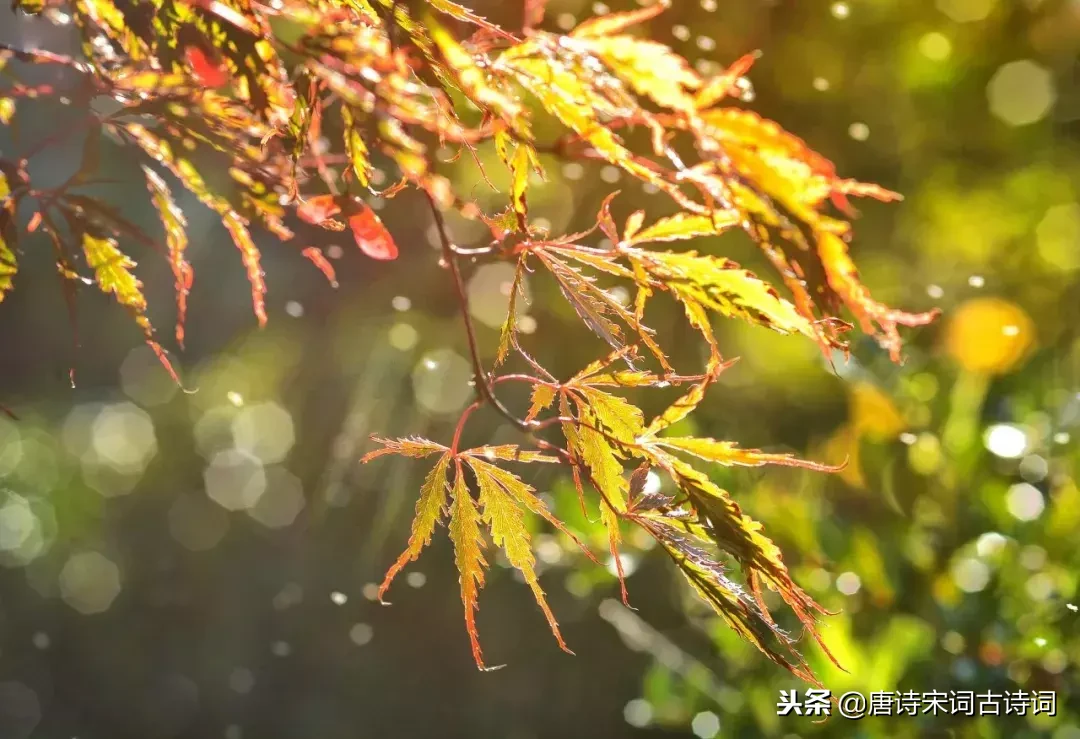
[[943, 298, 1035, 374]]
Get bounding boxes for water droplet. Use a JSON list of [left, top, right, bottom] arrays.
[[831, 2, 850, 18]]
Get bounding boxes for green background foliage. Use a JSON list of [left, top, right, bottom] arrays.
[[1, 0, 1078, 738]]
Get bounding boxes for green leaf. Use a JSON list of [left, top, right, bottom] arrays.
[[626, 211, 739, 245], [468, 456, 572, 654], [575, 36, 700, 112], [630, 248, 816, 339], [653, 437, 840, 471], [375, 451, 452, 601]]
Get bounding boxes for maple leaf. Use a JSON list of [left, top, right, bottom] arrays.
[[495, 254, 528, 366], [297, 195, 342, 226], [526, 385, 556, 422], [0, 168, 17, 303], [569, 0, 671, 38], [817, 231, 940, 362], [142, 166, 191, 347], [467, 456, 572, 654], [576, 35, 701, 113], [340, 106, 372, 188], [122, 123, 271, 326], [81, 231, 178, 383], [183, 45, 230, 89], [447, 461, 490, 668], [429, 15, 526, 137], [349, 205, 399, 261], [652, 437, 841, 472], [301, 247, 338, 288], [630, 506, 821, 684], [376, 451, 452, 602], [625, 211, 739, 246], [500, 39, 663, 187]]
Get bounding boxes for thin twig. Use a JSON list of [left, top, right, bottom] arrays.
[[423, 189, 532, 434]]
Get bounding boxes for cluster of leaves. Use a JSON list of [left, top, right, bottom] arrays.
[[1, 0, 938, 682]]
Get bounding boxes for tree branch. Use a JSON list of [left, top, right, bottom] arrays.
[[423, 189, 533, 435]]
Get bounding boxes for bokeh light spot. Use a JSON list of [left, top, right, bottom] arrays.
[[1036, 204, 1080, 272], [937, 0, 995, 22], [984, 424, 1029, 459], [836, 571, 862, 595], [247, 467, 305, 529], [232, 402, 295, 464], [204, 449, 267, 511], [952, 558, 990, 593], [691, 711, 720, 739], [1006, 482, 1045, 521], [389, 323, 419, 351], [987, 60, 1056, 127], [349, 623, 374, 646], [848, 122, 870, 141], [624, 699, 652, 728], [919, 32, 952, 61], [0, 681, 41, 739], [59, 551, 122, 614], [91, 402, 157, 474], [228, 668, 255, 694], [945, 299, 1034, 374], [0, 416, 22, 476], [467, 262, 529, 329], [411, 349, 473, 415]]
